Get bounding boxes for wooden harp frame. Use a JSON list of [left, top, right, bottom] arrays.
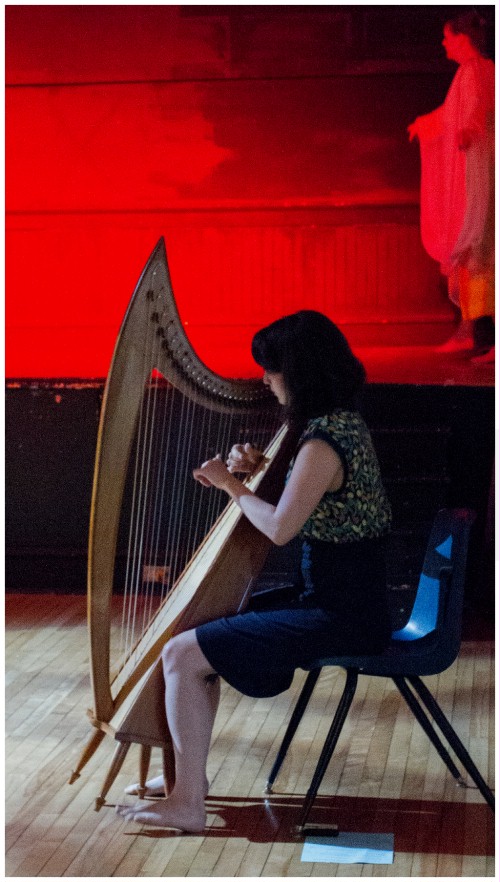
[[70, 238, 296, 805]]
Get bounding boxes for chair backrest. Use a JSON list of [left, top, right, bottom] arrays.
[[307, 508, 476, 677], [391, 508, 475, 662]]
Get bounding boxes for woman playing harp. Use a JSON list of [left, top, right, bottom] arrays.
[[117, 309, 392, 832]]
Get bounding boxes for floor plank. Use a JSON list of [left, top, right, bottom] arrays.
[[5, 594, 495, 878]]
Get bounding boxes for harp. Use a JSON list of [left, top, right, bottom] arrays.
[[70, 238, 296, 808]]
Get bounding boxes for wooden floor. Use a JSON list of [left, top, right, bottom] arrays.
[[5, 594, 496, 878]]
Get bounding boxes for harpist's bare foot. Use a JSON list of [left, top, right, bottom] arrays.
[[116, 797, 206, 833], [124, 775, 210, 798]]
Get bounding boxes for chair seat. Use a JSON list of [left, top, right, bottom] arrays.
[[308, 629, 458, 678]]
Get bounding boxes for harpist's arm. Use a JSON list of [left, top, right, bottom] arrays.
[[193, 439, 343, 546]]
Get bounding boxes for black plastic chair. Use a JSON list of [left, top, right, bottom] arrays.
[[265, 509, 495, 830]]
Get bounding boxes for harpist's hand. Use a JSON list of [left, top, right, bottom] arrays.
[[193, 455, 231, 489], [226, 443, 267, 476]]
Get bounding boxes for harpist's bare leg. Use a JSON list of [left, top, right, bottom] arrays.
[[124, 672, 219, 799], [117, 630, 217, 832]]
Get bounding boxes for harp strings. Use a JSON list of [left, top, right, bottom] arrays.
[[184, 402, 218, 569], [138, 372, 176, 640], [121, 395, 237, 668], [119, 311, 163, 660], [116, 312, 281, 674], [162, 387, 200, 601], [117, 391, 230, 661]]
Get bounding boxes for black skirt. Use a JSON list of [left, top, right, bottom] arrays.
[[196, 536, 391, 698]]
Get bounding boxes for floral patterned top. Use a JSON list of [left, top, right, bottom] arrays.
[[292, 411, 392, 543]]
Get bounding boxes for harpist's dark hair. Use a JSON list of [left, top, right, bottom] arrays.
[[251, 310, 366, 420]]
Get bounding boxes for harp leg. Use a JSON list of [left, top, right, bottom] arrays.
[[95, 741, 130, 811], [162, 736, 176, 796], [69, 726, 107, 784], [137, 744, 152, 799]]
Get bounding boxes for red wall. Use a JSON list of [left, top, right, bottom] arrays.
[[6, 5, 454, 378]]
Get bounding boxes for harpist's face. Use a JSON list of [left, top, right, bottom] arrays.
[[263, 371, 288, 405]]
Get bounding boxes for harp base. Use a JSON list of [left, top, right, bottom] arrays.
[[94, 741, 132, 811], [69, 725, 109, 785]]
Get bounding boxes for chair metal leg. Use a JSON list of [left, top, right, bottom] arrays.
[[266, 667, 321, 793], [393, 676, 466, 783], [298, 668, 358, 831], [408, 675, 495, 811]]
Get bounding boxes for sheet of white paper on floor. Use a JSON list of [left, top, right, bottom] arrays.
[[301, 832, 394, 864]]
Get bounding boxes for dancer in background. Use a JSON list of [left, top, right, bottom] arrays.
[[408, 11, 495, 363]]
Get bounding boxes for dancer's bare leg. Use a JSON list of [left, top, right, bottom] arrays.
[[117, 630, 217, 831], [124, 671, 220, 798], [436, 318, 474, 352]]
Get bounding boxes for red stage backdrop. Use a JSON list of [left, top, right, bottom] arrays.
[[6, 5, 455, 378]]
